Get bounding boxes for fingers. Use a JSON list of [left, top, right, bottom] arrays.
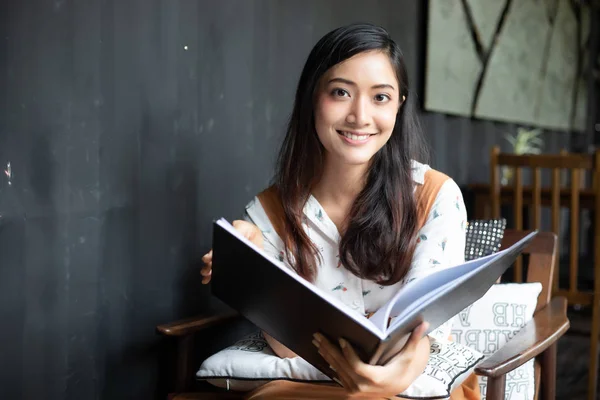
[[232, 220, 263, 248], [398, 321, 429, 358], [339, 338, 364, 369], [313, 333, 360, 391], [201, 250, 213, 284], [201, 263, 212, 275], [407, 322, 429, 349], [201, 266, 212, 284], [200, 220, 262, 286], [201, 250, 212, 263]]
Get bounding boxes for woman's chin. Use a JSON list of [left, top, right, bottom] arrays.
[[335, 153, 376, 167]]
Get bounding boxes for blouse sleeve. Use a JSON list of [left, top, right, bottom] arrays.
[[242, 197, 287, 265], [402, 178, 468, 343]]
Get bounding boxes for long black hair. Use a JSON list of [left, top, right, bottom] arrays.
[[273, 23, 429, 285]]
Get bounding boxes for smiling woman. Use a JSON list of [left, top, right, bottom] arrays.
[[314, 51, 400, 166], [200, 23, 479, 399]]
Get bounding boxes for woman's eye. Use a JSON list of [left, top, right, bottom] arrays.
[[332, 88, 349, 97], [375, 94, 391, 102]]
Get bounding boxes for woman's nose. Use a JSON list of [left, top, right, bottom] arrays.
[[345, 97, 370, 126]]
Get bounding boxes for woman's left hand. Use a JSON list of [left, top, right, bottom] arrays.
[[312, 322, 430, 398]]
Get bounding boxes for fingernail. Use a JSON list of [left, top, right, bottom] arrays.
[[329, 365, 336, 372], [313, 333, 322, 343], [339, 338, 346, 348], [333, 377, 343, 386], [312, 339, 320, 349]]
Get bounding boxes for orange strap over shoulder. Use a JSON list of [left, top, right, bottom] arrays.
[[414, 168, 450, 230]]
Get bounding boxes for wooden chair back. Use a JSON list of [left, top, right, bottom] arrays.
[[499, 230, 557, 311], [489, 145, 600, 400]]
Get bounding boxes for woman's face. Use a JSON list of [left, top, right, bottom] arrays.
[[314, 50, 402, 167]]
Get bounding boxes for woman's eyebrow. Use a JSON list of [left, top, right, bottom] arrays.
[[328, 77, 396, 91]]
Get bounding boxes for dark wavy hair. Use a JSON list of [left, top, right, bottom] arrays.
[[273, 23, 429, 285]]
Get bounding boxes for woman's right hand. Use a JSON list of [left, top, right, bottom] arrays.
[[201, 219, 264, 284]]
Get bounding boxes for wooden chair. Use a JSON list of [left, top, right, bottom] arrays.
[[156, 229, 568, 400], [474, 229, 567, 400], [489, 145, 600, 400]]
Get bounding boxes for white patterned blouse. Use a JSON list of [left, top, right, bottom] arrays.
[[243, 161, 468, 343]]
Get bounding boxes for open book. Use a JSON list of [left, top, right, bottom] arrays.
[[210, 218, 537, 380]]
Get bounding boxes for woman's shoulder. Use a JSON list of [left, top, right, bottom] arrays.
[[412, 161, 463, 228], [244, 186, 286, 243], [411, 160, 460, 192]]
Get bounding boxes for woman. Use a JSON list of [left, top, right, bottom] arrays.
[[201, 23, 479, 399]]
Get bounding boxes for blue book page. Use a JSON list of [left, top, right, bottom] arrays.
[[367, 250, 506, 333]]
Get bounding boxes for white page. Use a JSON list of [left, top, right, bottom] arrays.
[[216, 218, 387, 338], [368, 249, 506, 333]]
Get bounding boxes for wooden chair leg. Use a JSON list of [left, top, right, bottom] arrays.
[[589, 300, 600, 400], [176, 336, 194, 393], [539, 343, 556, 400], [485, 375, 506, 400]]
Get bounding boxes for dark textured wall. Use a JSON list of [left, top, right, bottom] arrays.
[[0, 1, 577, 399]]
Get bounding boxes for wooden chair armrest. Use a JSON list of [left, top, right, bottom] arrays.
[[474, 296, 569, 378], [156, 309, 241, 337]]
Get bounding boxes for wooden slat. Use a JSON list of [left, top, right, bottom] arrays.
[[514, 167, 523, 230], [533, 360, 541, 400], [497, 152, 593, 169], [532, 167, 541, 229], [569, 169, 580, 294], [490, 146, 501, 219], [540, 343, 557, 400], [553, 289, 594, 306], [551, 168, 561, 293], [484, 375, 506, 400], [589, 150, 600, 400], [504, 230, 557, 311], [514, 168, 523, 282]]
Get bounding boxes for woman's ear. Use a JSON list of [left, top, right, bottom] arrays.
[[398, 95, 406, 110]]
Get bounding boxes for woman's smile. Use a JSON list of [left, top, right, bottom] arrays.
[[336, 130, 377, 145]]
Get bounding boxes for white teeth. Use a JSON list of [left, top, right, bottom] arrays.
[[341, 131, 369, 141]]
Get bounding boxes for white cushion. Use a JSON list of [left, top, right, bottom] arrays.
[[451, 283, 542, 400], [197, 331, 330, 392], [397, 340, 484, 399], [197, 331, 484, 398]]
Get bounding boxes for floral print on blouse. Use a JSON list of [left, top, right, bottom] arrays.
[[243, 161, 467, 344]]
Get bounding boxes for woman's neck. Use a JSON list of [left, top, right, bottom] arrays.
[[311, 158, 368, 226]]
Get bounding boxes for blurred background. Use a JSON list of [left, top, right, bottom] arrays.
[[0, 1, 598, 399]]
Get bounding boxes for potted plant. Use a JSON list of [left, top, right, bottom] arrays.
[[501, 127, 544, 184]]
